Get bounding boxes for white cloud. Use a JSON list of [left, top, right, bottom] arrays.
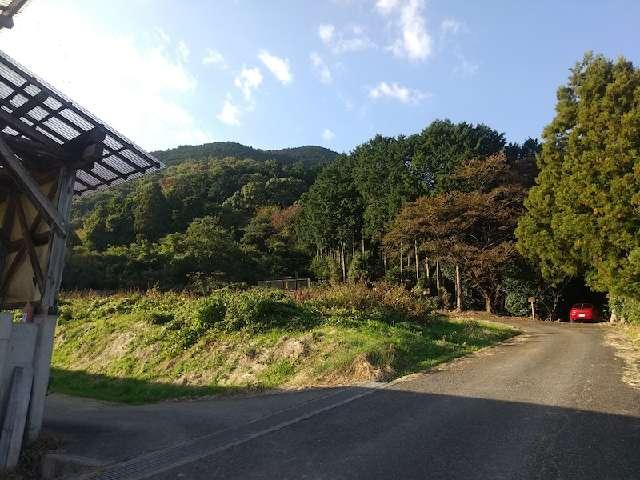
[[177, 40, 190, 62], [441, 18, 465, 36], [258, 50, 293, 85], [368, 81, 430, 104], [318, 24, 336, 44], [310, 52, 332, 84], [234, 67, 263, 101], [318, 23, 375, 54], [202, 48, 226, 68], [375, 0, 400, 15], [379, 0, 432, 61], [0, 2, 210, 150], [453, 53, 479, 77], [322, 128, 335, 142], [217, 98, 242, 126]]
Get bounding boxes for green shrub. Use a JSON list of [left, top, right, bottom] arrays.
[[293, 283, 433, 324], [147, 311, 175, 325], [610, 295, 640, 324], [222, 290, 303, 332], [310, 256, 331, 281], [347, 252, 371, 284], [328, 257, 343, 285]]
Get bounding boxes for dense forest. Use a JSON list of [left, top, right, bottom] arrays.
[[64, 53, 640, 323], [64, 121, 541, 315]]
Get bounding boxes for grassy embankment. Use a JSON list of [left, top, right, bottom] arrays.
[[51, 284, 518, 404]]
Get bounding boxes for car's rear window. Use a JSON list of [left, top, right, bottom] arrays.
[[572, 303, 593, 309]]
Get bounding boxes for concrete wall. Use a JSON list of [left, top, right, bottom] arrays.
[[0, 312, 55, 469]]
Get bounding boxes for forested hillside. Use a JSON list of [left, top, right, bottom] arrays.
[[64, 118, 542, 315]]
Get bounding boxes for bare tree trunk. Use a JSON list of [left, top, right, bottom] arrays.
[[455, 264, 462, 311], [340, 243, 346, 282], [361, 236, 365, 255], [425, 258, 430, 281], [484, 293, 491, 313], [414, 240, 419, 281], [435, 260, 440, 292], [383, 251, 387, 272]]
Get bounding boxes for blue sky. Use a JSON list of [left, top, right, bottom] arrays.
[[2, 0, 639, 152]]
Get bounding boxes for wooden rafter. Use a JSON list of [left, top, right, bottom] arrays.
[[0, 109, 64, 153]]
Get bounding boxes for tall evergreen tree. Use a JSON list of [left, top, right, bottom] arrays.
[[411, 119, 506, 191], [352, 135, 422, 242], [133, 181, 170, 242], [517, 53, 640, 301]]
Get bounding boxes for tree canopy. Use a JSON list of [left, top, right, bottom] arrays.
[[517, 53, 640, 303]]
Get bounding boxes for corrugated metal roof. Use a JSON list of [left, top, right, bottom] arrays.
[[0, 49, 163, 195]]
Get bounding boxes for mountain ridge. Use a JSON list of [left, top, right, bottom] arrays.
[[152, 141, 339, 167]]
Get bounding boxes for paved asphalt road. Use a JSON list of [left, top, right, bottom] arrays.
[[48, 319, 640, 480]]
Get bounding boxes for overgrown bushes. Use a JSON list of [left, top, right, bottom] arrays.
[[610, 296, 640, 324], [59, 284, 435, 351]]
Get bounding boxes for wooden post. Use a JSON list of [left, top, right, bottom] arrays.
[[455, 264, 462, 311], [26, 167, 75, 442], [528, 297, 536, 320], [414, 240, 419, 282]]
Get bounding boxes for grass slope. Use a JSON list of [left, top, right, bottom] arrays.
[[52, 286, 517, 404]]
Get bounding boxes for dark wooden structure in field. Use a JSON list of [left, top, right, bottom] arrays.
[[0, 47, 161, 468]]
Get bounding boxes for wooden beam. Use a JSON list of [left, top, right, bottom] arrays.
[[40, 166, 75, 312], [0, 135, 66, 237], [64, 127, 106, 152], [10, 92, 48, 118], [0, 109, 63, 151], [15, 199, 44, 295], [2, 134, 66, 165], [0, 15, 14, 29]]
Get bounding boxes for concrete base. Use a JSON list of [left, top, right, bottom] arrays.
[[0, 366, 34, 468]]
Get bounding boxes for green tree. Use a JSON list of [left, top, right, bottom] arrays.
[[411, 119, 506, 191], [516, 53, 640, 306], [387, 154, 526, 312], [297, 154, 363, 253], [352, 135, 422, 242], [133, 181, 170, 242]]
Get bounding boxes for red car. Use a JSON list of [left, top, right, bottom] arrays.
[[569, 303, 599, 322]]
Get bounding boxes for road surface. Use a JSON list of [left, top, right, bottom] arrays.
[[46, 319, 640, 479]]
